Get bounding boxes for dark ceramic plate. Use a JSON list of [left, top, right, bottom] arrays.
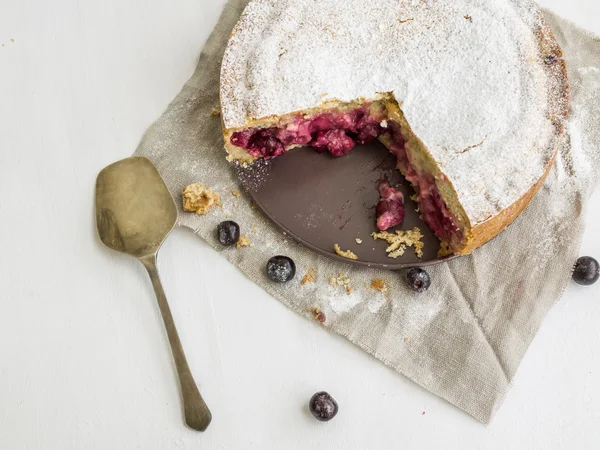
[[237, 142, 456, 270]]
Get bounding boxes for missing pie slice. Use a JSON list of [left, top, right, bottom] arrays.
[[219, 0, 569, 256]]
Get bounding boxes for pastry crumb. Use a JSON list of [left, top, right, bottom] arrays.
[[334, 243, 358, 260], [371, 279, 388, 293], [307, 307, 326, 323], [231, 189, 240, 197], [226, 214, 232, 219], [410, 194, 418, 202], [403, 337, 409, 342], [372, 227, 424, 259], [464, 15, 473, 22], [329, 274, 353, 295], [301, 268, 317, 285], [182, 183, 220, 215], [211, 108, 220, 117], [236, 234, 251, 248], [355, 238, 363, 244]]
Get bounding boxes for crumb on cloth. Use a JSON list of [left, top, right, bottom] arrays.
[[236, 234, 251, 248], [182, 183, 220, 215], [371, 279, 388, 293], [329, 274, 353, 295], [307, 307, 326, 323], [301, 268, 316, 285]]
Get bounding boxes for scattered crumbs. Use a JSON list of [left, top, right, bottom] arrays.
[[182, 183, 220, 215], [306, 307, 326, 323], [397, 17, 414, 24], [236, 234, 251, 248], [251, 203, 257, 209], [334, 243, 358, 260], [10, 38, 14, 43], [464, 15, 473, 22], [371, 279, 388, 293], [250, 224, 257, 233], [216, 201, 223, 208], [329, 274, 353, 295], [371, 227, 424, 259], [301, 268, 317, 285], [385, 293, 391, 301], [422, 411, 426, 416], [225, 214, 232, 219], [211, 108, 220, 117], [282, 231, 287, 236], [410, 194, 418, 202], [355, 238, 363, 244], [404, 337, 409, 342], [231, 189, 240, 197]]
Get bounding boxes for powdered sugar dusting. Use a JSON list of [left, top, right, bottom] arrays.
[[326, 290, 363, 314], [220, 0, 568, 225]]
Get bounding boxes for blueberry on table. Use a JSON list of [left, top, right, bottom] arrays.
[[266, 256, 296, 283], [406, 267, 431, 293], [572, 256, 599, 286], [309, 391, 338, 422], [217, 221, 240, 246]]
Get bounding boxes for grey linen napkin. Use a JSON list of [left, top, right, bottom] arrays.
[[134, 1, 600, 423]]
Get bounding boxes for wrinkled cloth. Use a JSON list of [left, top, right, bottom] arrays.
[[134, 2, 600, 423]]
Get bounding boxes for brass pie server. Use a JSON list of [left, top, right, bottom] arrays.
[[95, 156, 212, 431]]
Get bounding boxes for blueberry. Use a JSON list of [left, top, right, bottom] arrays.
[[309, 391, 338, 422], [406, 268, 430, 293], [572, 256, 599, 286], [266, 256, 296, 283], [217, 221, 240, 246]]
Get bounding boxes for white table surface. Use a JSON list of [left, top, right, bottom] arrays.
[[1, 1, 599, 448]]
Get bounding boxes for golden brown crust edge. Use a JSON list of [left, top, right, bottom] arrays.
[[458, 151, 557, 255], [455, 17, 570, 256]]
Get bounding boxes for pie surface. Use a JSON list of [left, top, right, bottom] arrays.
[[220, 0, 569, 254]]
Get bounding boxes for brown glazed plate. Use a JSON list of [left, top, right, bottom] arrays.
[[237, 142, 457, 270]]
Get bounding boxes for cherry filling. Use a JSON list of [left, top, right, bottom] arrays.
[[376, 179, 405, 231], [230, 105, 385, 158], [387, 125, 463, 246], [230, 104, 463, 249]]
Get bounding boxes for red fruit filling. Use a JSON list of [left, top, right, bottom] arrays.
[[376, 179, 405, 231], [230, 104, 384, 159], [387, 124, 463, 246], [230, 103, 463, 250]]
